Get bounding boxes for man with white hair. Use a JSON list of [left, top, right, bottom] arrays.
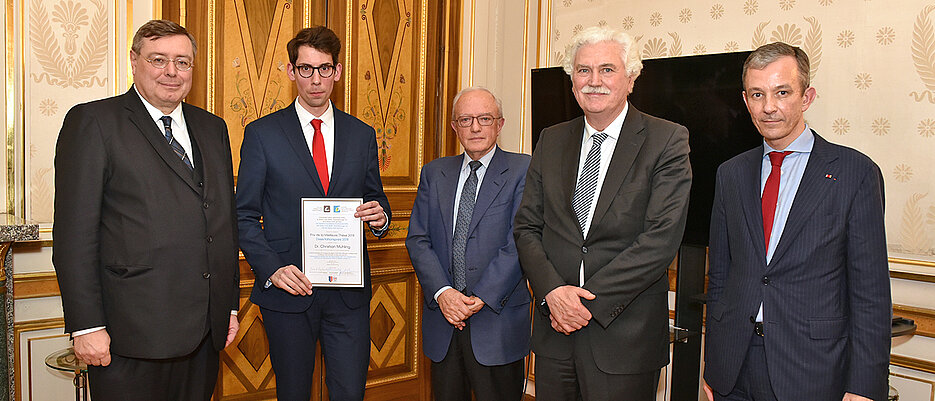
[[514, 26, 692, 400]]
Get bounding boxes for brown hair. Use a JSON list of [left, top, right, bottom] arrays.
[[742, 42, 810, 90], [287, 27, 341, 65], [131, 19, 196, 56]]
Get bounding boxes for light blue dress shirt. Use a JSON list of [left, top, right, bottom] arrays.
[[756, 126, 813, 322]]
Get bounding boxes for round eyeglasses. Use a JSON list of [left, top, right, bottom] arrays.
[[144, 56, 193, 71], [294, 63, 336, 78], [453, 115, 502, 127]]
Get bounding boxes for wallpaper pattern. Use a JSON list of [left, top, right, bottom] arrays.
[[550, 0, 935, 262]]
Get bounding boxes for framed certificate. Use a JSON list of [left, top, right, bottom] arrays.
[[301, 198, 364, 287]]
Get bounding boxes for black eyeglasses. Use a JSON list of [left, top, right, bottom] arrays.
[[144, 55, 193, 71], [294, 63, 335, 78], [453, 115, 502, 127]]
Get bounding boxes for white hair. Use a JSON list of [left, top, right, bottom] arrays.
[[562, 26, 642, 79], [451, 86, 504, 117]]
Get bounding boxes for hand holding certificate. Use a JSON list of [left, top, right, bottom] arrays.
[[302, 198, 365, 287]]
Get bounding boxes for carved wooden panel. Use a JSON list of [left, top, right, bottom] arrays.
[[168, 0, 461, 399]]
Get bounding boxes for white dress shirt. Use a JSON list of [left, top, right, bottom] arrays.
[[294, 98, 336, 177], [135, 87, 195, 169], [576, 103, 629, 286]]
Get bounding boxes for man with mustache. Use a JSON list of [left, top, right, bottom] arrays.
[[514, 26, 692, 400]]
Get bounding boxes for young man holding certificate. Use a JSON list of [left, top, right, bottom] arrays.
[[235, 26, 390, 401]]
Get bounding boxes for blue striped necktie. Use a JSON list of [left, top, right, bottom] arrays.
[[160, 116, 193, 171]]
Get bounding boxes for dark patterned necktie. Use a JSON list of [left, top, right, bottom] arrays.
[[160, 116, 193, 171], [452, 160, 482, 292], [572, 132, 608, 232]]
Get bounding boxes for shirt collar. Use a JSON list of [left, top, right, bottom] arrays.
[[134, 85, 183, 124], [462, 146, 497, 171], [294, 99, 335, 128], [763, 124, 814, 155], [584, 101, 629, 141]]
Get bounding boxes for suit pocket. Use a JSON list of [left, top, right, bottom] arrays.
[[707, 300, 725, 321], [267, 238, 291, 253], [104, 264, 152, 279], [808, 317, 848, 339]]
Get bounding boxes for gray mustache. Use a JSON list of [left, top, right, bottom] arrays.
[[580, 86, 610, 94]]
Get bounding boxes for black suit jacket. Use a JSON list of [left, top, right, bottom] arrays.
[[514, 107, 692, 374], [236, 102, 390, 312], [704, 132, 891, 401], [53, 87, 240, 359]]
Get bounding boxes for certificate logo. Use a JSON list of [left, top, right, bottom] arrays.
[[328, 275, 337, 282], [323, 205, 331, 212], [334, 205, 341, 213]]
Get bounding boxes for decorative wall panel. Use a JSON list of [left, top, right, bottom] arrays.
[[218, 0, 296, 175], [545, 0, 935, 267]]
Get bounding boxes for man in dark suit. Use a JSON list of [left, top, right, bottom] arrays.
[[514, 26, 691, 400], [703, 42, 891, 401], [53, 20, 240, 401], [236, 26, 390, 401], [407, 87, 531, 401]]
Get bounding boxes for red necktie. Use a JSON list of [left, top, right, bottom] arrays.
[[311, 119, 329, 194], [762, 151, 793, 249]]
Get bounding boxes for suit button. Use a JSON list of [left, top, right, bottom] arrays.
[[206, 236, 213, 243], [203, 202, 209, 209], [582, 246, 588, 254], [203, 272, 211, 279], [198, 182, 204, 187], [762, 276, 770, 285]]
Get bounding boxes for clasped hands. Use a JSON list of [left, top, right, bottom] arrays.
[[544, 285, 596, 335], [437, 288, 485, 330]]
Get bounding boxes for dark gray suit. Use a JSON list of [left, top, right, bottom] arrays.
[[53, 87, 239, 397], [514, 107, 691, 381], [704, 132, 891, 401]]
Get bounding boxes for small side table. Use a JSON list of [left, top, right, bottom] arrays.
[[44, 348, 88, 401], [889, 317, 917, 401]]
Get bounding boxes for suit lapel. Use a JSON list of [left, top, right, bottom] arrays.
[[276, 102, 327, 195], [436, 156, 461, 244], [560, 117, 586, 236], [123, 88, 199, 194], [182, 104, 207, 196], [769, 132, 837, 267], [590, 107, 647, 230], [739, 147, 768, 261], [468, 148, 509, 235], [330, 108, 350, 190]]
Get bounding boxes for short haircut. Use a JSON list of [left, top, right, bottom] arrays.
[[743, 42, 811, 90], [451, 86, 503, 117], [287, 26, 341, 65], [562, 26, 642, 79], [131, 20, 196, 56]]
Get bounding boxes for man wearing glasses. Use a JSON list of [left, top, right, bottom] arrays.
[[53, 20, 240, 400], [407, 87, 530, 400], [236, 26, 390, 400]]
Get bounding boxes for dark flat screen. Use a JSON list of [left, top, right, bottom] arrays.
[[530, 51, 761, 246]]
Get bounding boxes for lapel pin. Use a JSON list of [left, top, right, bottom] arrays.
[[825, 174, 836, 181]]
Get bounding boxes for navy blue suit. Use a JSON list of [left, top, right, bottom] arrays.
[[236, 102, 389, 400], [406, 147, 531, 365], [704, 132, 891, 401]]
